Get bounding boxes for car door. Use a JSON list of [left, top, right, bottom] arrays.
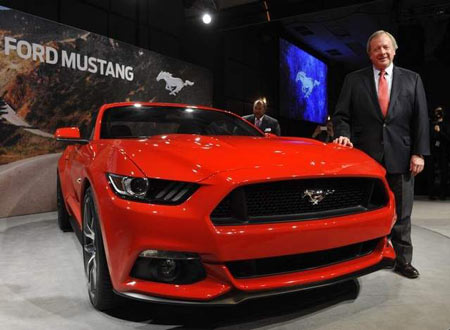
[[69, 143, 94, 204], [69, 112, 99, 206]]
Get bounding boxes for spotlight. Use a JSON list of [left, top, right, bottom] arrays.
[[202, 13, 212, 24]]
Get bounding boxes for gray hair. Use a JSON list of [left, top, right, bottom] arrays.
[[366, 30, 398, 53]]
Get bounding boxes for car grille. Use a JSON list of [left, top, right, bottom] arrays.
[[210, 177, 388, 225], [226, 238, 381, 279]]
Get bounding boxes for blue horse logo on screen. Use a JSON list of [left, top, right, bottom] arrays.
[[295, 71, 320, 98], [279, 38, 327, 124]]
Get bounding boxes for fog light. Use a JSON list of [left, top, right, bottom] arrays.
[[131, 250, 206, 284], [156, 259, 179, 282]]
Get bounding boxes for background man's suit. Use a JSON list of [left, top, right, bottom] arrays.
[[333, 65, 430, 264], [243, 114, 281, 136]]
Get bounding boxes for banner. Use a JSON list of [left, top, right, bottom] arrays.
[[0, 6, 213, 217]]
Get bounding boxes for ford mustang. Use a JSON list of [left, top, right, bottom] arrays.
[[55, 102, 396, 310]]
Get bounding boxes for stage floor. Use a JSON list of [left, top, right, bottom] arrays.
[[1, 199, 449, 330]]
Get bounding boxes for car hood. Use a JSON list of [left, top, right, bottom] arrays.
[[111, 135, 384, 182]]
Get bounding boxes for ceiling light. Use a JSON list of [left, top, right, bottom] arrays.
[[202, 13, 212, 24]]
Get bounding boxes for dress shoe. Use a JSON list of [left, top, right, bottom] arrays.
[[394, 263, 420, 279]]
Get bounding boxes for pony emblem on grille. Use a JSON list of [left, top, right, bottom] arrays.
[[302, 189, 335, 205]]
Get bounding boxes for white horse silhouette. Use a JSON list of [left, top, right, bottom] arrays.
[[295, 71, 320, 98], [156, 71, 194, 96]]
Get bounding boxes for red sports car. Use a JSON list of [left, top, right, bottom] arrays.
[[55, 102, 396, 310]]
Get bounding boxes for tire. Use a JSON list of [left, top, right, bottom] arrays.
[[82, 187, 119, 311], [57, 173, 73, 232]]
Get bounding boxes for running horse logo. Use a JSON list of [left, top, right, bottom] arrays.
[[295, 71, 320, 98], [156, 71, 194, 96], [302, 189, 335, 205]]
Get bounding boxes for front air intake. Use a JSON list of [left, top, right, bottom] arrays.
[[211, 177, 388, 225], [227, 238, 381, 278]]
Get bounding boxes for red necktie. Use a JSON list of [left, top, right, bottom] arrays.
[[378, 70, 389, 117]]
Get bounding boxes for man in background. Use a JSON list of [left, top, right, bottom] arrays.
[[243, 98, 281, 136], [312, 117, 334, 143], [333, 30, 430, 279]]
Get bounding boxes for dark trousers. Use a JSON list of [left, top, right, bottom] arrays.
[[385, 173, 414, 264]]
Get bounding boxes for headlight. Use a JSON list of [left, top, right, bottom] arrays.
[[107, 173, 149, 199], [106, 173, 200, 205]]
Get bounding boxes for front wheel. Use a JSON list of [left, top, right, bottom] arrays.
[[82, 187, 119, 310]]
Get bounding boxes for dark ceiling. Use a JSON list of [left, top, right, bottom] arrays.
[[184, 0, 450, 68]]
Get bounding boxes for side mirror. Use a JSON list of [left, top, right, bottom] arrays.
[[55, 127, 89, 144], [265, 133, 277, 138]]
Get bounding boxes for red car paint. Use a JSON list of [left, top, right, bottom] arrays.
[[56, 102, 396, 304]]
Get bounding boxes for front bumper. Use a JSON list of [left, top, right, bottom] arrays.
[[93, 173, 396, 304], [115, 253, 395, 305]]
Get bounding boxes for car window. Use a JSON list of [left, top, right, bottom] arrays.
[[100, 106, 262, 139]]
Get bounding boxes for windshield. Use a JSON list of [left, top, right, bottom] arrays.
[[100, 106, 263, 138]]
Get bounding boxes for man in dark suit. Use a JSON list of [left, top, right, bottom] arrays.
[[243, 99, 281, 136], [333, 30, 430, 279]]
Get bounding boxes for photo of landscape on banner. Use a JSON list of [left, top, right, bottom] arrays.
[[0, 6, 213, 165]]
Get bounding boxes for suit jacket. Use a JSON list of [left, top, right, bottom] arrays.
[[243, 114, 281, 136], [333, 66, 430, 174]]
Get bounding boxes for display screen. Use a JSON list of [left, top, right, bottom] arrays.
[[279, 38, 327, 124]]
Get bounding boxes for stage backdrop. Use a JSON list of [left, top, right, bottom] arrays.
[[0, 6, 213, 217]]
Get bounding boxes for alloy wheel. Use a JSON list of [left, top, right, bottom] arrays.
[[83, 195, 98, 302]]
